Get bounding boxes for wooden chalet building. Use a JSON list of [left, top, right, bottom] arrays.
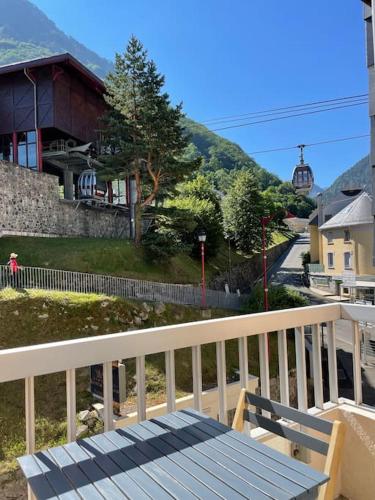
[[0, 53, 129, 204]]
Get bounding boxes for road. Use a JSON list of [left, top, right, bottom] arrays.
[[270, 233, 325, 304], [271, 233, 375, 405]]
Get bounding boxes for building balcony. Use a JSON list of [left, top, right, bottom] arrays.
[[0, 302, 374, 499]]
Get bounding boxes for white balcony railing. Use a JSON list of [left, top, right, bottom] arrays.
[[0, 302, 371, 458]]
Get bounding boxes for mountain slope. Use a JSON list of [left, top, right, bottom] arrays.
[[182, 118, 281, 189], [0, 0, 112, 77], [0, 0, 280, 188], [323, 155, 370, 202]]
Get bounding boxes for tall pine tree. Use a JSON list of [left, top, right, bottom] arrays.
[[98, 36, 199, 244], [223, 170, 274, 254]]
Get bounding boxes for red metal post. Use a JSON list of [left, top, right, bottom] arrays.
[[12, 131, 18, 164], [201, 241, 207, 308], [37, 128, 43, 172], [262, 217, 269, 312]]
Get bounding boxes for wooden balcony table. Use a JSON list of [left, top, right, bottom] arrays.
[[18, 408, 328, 500]]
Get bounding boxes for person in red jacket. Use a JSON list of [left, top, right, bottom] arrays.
[[7, 252, 20, 288]]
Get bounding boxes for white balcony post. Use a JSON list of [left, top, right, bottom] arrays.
[[277, 330, 289, 406], [165, 350, 176, 412], [136, 355, 146, 422], [25, 376, 35, 455], [311, 324, 323, 409], [66, 368, 76, 442], [352, 321, 363, 405], [216, 341, 228, 425], [238, 336, 248, 389], [103, 361, 113, 432], [327, 321, 339, 403], [295, 326, 308, 411], [192, 345, 202, 412], [258, 333, 270, 398]]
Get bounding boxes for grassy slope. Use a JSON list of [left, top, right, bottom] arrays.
[[0, 288, 295, 473], [0, 233, 290, 285]]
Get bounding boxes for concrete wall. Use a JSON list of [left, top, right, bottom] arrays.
[[210, 237, 295, 292], [320, 224, 375, 276], [0, 162, 130, 239]]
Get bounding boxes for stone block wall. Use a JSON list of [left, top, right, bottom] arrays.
[[0, 162, 130, 239]]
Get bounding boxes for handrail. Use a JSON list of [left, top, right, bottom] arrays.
[[0, 303, 340, 383], [0, 264, 247, 310]]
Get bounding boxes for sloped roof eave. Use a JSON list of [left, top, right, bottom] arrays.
[[319, 219, 373, 231]]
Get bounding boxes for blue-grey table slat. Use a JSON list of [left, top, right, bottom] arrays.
[[104, 428, 195, 499], [88, 432, 168, 499], [173, 410, 308, 498], [155, 414, 272, 500], [120, 422, 222, 499], [159, 412, 286, 499], [18, 409, 329, 500], [17, 455, 59, 500], [139, 419, 245, 500], [46, 444, 104, 500], [63, 440, 127, 499], [185, 408, 328, 485]]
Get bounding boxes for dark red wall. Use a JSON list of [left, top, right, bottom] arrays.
[[0, 67, 54, 134], [54, 69, 106, 142], [0, 63, 105, 143]]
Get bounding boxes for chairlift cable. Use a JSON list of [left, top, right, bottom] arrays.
[[248, 133, 370, 155], [210, 101, 368, 131], [202, 93, 368, 124]]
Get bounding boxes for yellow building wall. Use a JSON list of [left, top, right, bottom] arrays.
[[320, 223, 375, 276], [309, 224, 320, 262]]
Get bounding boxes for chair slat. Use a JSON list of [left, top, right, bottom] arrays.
[[244, 410, 329, 455], [246, 393, 333, 435]]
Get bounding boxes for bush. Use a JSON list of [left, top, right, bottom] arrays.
[[142, 208, 194, 263], [166, 196, 222, 258], [246, 284, 308, 313]]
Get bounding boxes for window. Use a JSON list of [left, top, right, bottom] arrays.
[[344, 229, 351, 242], [17, 131, 37, 170], [327, 252, 334, 269], [327, 232, 333, 244], [344, 252, 352, 270]]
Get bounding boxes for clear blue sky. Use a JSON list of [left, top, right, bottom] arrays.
[[32, 0, 369, 187]]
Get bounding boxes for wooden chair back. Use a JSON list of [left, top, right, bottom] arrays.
[[232, 390, 346, 500]]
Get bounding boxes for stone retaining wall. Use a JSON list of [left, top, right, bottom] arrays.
[[0, 162, 130, 239], [209, 237, 296, 292]]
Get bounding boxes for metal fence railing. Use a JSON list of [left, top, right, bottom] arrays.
[[0, 265, 248, 311]]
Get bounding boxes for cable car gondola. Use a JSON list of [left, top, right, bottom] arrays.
[[292, 144, 314, 195], [78, 168, 107, 202]]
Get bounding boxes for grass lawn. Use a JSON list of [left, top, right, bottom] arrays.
[[0, 232, 292, 285], [0, 288, 295, 474]]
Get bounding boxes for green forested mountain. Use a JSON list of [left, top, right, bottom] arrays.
[[322, 155, 370, 202], [0, 0, 112, 77], [0, 0, 281, 191], [181, 118, 281, 191]]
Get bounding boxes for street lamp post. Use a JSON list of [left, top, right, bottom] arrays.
[[198, 229, 207, 308]]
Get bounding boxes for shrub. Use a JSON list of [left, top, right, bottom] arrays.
[[166, 196, 222, 258], [246, 284, 308, 313], [142, 208, 193, 263]]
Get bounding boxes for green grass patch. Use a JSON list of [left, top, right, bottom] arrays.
[[0, 233, 290, 285]]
